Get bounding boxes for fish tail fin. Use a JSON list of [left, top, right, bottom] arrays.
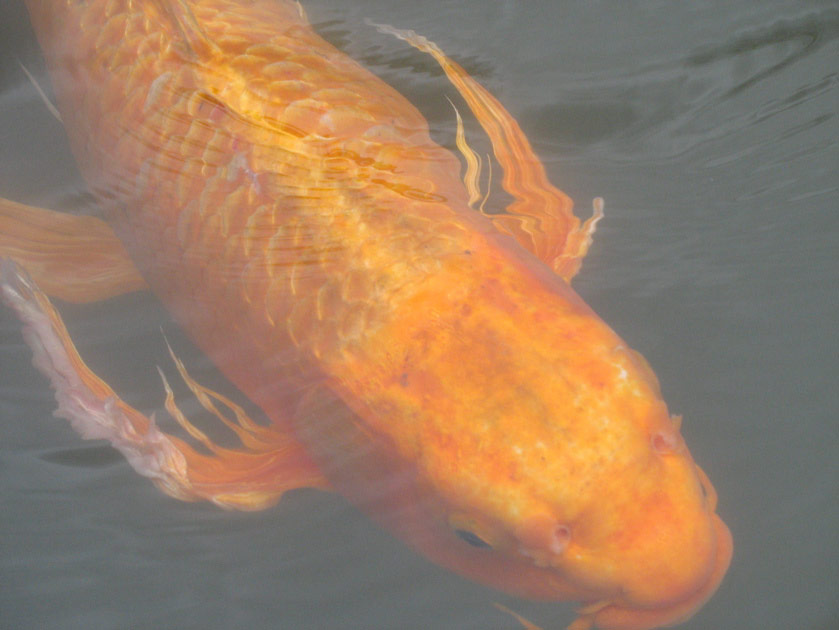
[[0, 197, 147, 303], [1, 260, 328, 510], [370, 21, 603, 282]]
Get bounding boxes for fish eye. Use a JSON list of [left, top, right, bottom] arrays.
[[454, 528, 493, 549], [449, 513, 500, 550]]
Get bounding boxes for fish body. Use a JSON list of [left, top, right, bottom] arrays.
[[7, 1, 731, 628]]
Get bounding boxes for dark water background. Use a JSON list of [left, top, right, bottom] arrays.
[[1, 1, 837, 629]]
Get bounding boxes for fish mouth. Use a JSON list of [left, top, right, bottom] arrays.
[[577, 514, 733, 630]]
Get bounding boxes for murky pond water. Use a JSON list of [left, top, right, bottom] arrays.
[[1, 1, 837, 629]]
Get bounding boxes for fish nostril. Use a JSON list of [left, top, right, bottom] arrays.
[[651, 430, 679, 454], [515, 514, 571, 558], [551, 524, 571, 554]]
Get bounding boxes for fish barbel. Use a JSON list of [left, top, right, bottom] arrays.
[[1, 1, 731, 628]]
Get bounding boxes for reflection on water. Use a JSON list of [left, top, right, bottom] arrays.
[[1, 1, 837, 630]]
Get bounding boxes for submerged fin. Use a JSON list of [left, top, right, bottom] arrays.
[[448, 97, 483, 208], [17, 60, 62, 123], [0, 197, 147, 303], [493, 603, 545, 630], [567, 601, 608, 630], [0, 261, 329, 510], [370, 22, 602, 282]]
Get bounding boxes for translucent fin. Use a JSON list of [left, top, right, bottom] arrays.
[[161, 338, 303, 455], [0, 197, 147, 303], [370, 22, 603, 282], [479, 153, 493, 214], [555, 197, 604, 281], [567, 600, 609, 630], [448, 97, 483, 208], [493, 603, 544, 630], [17, 59, 62, 123], [0, 260, 329, 510]]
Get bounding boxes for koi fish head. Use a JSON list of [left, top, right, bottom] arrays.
[[298, 242, 731, 629], [407, 368, 733, 630], [495, 451, 734, 630], [409, 394, 733, 630]]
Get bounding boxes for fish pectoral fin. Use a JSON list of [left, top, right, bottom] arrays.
[[0, 260, 329, 511], [567, 600, 610, 630], [370, 22, 603, 283], [156, 337, 332, 507], [551, 196, 604, 281], [161, 338, 285, 454], [17, 60, 62, 123], [0, 197, 148, 303], [448, 97, 484, 208], [493, 603, 545, 630]]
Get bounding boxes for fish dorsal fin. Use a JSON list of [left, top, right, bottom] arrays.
[[370, 22, 602, 283], [150, 0, 221, 60]]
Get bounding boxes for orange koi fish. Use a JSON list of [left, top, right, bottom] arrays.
[[0, 1, 731, 628]]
